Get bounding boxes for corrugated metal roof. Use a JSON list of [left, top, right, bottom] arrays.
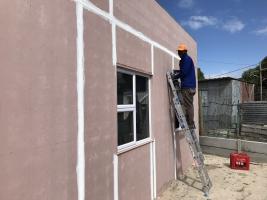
[[199, 77, 254, 84]]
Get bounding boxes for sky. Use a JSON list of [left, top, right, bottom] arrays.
[[156, 0, 267, 78]]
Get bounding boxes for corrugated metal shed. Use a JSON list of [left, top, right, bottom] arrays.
[[199, 77, 254, 133]]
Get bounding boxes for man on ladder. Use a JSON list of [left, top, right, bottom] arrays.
[[167, 43, 212, 196], [173, 43, 196, 130]]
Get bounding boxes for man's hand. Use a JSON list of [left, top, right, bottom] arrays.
[[171, 70, 180, 79]]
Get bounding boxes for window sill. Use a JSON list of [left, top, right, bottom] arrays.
[[117, 138, 153, 155]]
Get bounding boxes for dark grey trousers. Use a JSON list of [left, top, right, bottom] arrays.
[[181, 88, 196, 129]]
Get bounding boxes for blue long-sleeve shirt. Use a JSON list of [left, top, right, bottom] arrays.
[[178, 53, 196, 89]]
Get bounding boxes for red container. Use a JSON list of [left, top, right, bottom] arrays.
[[230, 152, 250, 170]]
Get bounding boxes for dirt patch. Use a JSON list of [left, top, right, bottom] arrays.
[[158, 154, 267, 200]]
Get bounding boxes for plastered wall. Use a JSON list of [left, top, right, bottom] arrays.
[[84, 11, 116, 200], [81, 0, 198, 199], [0, 1, 77, 199], [0, 0, 198, 199]]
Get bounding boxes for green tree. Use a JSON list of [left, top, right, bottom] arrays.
[[242, 66, 260, 84], [242, 57, 267, 84], [197, 68, 205, 80], [241, 56, 267, 100]]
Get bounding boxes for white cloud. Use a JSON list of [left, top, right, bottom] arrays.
[[182, 16, 245, 33], [178, 0, 194, 9], [222, 18, 245, 33], [183, 16, 218, 30], [254, 26, 267, 35]]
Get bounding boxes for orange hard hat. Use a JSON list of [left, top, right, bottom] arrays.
[[177, 44, 187, 51]]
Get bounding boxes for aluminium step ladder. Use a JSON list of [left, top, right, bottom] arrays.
[[166, 70, 212, 195]]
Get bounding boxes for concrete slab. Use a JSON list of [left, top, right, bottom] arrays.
[[242, 140, 267, 154], [200, 136, 237, 150], [200, 136, 267, 163]]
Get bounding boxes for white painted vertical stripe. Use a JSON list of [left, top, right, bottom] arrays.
[[153, 140, 157, 198], [149, 77, 154, 200], [148, 79, 152, 140], [110, 0, 117, 67], [109, 0, 113, 16], [110, 1, 119, 200], [150, 43, 156, 199], [76, 2, 85, 200], [150, 142, 154, 200], [113, 154, 119, 200], [151, 45, 154, 75]]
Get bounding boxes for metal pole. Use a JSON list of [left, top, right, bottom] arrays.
[[260, 61, 263, 101]]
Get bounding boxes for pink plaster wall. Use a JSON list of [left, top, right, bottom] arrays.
[[0, 1, 77, 199], [114, 0, 199, 137], [114, 0, 197, 60], [84, 11, 117, 200], [0, 0, 199, 199], [173, 58, 180, 70], [152, 48, 175, 192], [118, 145, 151, 200], [91, 0, 109, 12], [114, 0, 198, 192], [117, 27, 152, 74], [84, 0, 198, 196]]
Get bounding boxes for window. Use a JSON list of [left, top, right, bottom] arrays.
[[117, 69, 150, 148]]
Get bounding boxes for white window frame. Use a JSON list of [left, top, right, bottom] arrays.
[[117, 68, 151, 152]]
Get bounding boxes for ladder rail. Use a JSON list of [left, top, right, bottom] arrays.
[[166, 71, 212, 194]]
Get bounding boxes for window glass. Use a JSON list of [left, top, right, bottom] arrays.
[[118, 111, 134, 145], [136, 75, 149, 141], [117, 70, 150, 147], [117, 72, 133, 105]]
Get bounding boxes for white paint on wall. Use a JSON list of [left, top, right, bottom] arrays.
[[150, 142, 154, 200], [109, 0, 113, 15], [74, 0, 180, 62], [77, 0, 111, 21], [148, 77, 154, 200], [72, 1, 184, 199], [153, 140, 157, 198], [111, 20, 117, 67], [151, 45, 154, 75], [76, 2, 85, 200], [113, 154, 119, 200], [109, 0, 117, 67], [148, 79, 153, 141]]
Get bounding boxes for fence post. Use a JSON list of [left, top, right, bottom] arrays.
[[236, 103, 241, 138]]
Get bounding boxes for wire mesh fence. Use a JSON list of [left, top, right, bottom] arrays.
[[198, 57, 267, 152]]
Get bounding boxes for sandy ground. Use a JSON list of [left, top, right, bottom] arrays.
[[158, 154, 267, 200]]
